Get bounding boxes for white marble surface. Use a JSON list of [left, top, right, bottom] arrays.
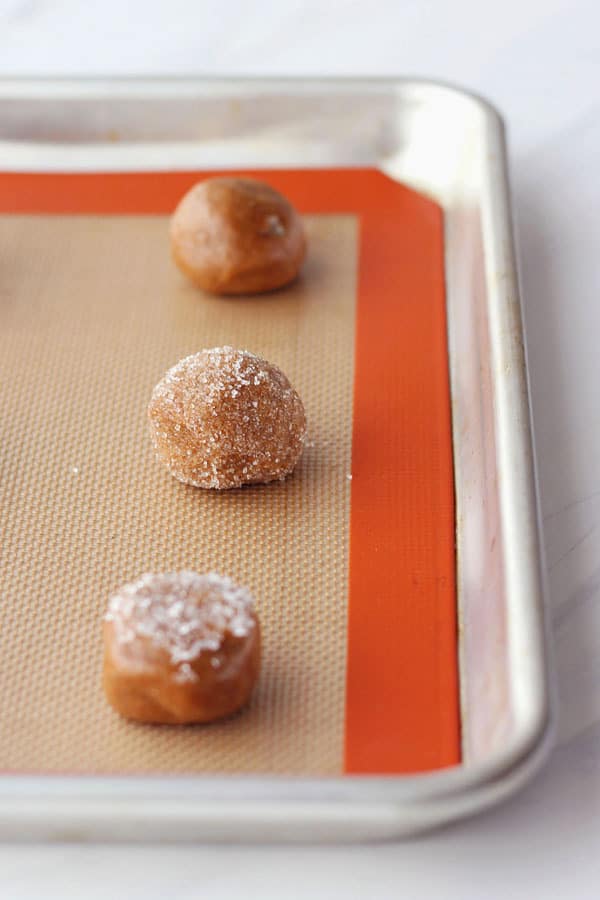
[[1, 0, 599, 897]]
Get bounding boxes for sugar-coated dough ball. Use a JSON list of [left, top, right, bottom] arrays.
[[170, 177, 306, 294], [148, 346, 306, 490], [103, 571, 261, 724]]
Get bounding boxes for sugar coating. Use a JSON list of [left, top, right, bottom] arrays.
[[148, 346, 306, 489], [105, 571, 256, 668]]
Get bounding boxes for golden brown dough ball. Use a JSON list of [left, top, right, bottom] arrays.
[[148, 346, 306, 490], [170, 176, 306, 294], [103, 571, 261, 725]]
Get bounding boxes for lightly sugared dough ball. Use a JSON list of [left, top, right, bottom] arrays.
[[169, 176, 306, 295], [103, 571, 261, 725], [148, 346, 307, 490]]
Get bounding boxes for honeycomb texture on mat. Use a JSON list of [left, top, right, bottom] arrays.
[[0, 213, 357, 776]]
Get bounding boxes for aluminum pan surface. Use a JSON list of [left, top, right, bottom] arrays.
[[0, 78, 552, 840]]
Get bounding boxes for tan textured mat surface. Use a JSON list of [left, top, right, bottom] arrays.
[[0, 213, 357, 775]]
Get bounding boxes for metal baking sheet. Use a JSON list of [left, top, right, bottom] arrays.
[[0, 78, 552, 840]]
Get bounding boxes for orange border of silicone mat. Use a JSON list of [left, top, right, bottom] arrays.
[[0, 168, 459, 774]]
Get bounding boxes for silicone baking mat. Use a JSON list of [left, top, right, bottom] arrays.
[[0, 169, 458, 776]]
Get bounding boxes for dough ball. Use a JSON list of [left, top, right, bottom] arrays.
[[148, 346, 306, 490], [170, 176, 306, 294], [103, 571, 261, 724]]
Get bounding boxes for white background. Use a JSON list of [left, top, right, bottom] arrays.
[[1, 0, 599, 897]]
